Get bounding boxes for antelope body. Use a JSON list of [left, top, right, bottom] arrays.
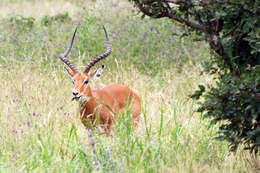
[[59, 26, 141, 134]]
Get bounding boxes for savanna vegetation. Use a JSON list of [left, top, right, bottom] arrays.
[[129, 0, 260, 156], [0, 0, 259, 172]]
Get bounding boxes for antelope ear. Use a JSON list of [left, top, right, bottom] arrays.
[[89, 65, 104, 81], [65, 67, 75, 77]]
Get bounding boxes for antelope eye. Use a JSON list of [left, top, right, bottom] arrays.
[[84, 79, 89, 85]]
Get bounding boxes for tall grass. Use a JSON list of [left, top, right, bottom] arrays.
[[0, 0, 257, 172]]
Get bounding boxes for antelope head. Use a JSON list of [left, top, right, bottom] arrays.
[[59, 26, 111, 102]]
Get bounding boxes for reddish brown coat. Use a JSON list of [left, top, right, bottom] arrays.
[[70, 70, 141, 134]]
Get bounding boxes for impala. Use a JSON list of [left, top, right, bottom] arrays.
[[59, 26, 141, 134]]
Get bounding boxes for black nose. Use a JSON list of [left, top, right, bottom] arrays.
[[72, 92, 79, 96]]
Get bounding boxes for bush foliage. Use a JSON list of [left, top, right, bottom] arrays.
[[129, 0, 260, 153], [41, 12, 71, 26]]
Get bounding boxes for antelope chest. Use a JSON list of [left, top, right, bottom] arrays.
[[79, 99, 116, 128]]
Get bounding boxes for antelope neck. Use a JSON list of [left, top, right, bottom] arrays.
[[80, 87, 98, 110], [80, 95, 100, 118]]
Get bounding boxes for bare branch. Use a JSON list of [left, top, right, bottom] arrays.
[[133, 0, 238, 75], [135, 1, 168, 18]]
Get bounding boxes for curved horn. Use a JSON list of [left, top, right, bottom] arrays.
[[59, 27, 79, 73], [84, 26, 111, 74]]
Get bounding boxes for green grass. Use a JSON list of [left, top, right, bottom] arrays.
[[0, 0, 258, 172]]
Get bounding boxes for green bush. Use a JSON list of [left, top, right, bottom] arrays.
[[129, 0, 260, 153], [9, 16, 35, 31], [41, 12, 71, 26]]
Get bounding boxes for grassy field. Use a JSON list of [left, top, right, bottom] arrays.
[[0, 0, 258, 172]]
